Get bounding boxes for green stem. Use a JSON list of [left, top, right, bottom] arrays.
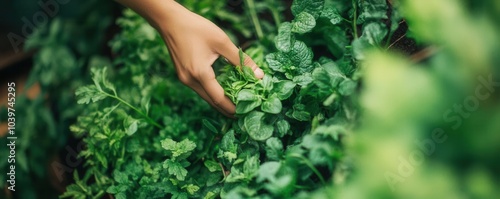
[[246, 0, 264, 40], [105, 93, 163, 129], [290, 154, 326, 184], [352, 0, 359, 39], [271, 8, 281, 27]]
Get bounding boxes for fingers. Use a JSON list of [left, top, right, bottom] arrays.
[[215, 37, 264, 79], [188, 82, 234, 118], [196, 68, 237, 115]]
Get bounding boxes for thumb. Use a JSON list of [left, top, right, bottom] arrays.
[[215, 37, 264, 79]]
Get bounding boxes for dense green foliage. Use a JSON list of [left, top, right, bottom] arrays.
[[61, 0, 398, 198], [3, 0, 499, 198]]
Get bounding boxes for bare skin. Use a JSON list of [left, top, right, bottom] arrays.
[[115, 0, 264, 117]]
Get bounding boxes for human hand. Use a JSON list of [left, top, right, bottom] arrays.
[[157, 1, 264, 117]]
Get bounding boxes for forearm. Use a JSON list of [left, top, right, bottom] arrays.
[[114, 0, 181, 31]]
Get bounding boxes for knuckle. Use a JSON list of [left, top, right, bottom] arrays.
[[243, 56, 257, 69], [211, 96, 225, 106]]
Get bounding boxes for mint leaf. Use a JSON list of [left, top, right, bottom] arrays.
[[265, 138, 284, 160], [204, 160, 221, 172], [261, 94, 282, 114], [291, 0, 324, 18], [244, 111, 274, 141], [236, 99, 262, 114], [163, 159, 188, 181], [243, 155, 260, 179], [161, 138, 197, 160], [237, 89, 259, 101], [292, 12, 316, 34], [272, 80, 296, 100], [275, 22, 294, 52], [276, 119, 290, 137], [288, 41, 313, 71]]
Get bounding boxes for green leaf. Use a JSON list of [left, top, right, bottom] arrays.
[[237, 89, 259, 101], [220, 130, 237, 152], [182, 184, 200, 195], [244, 111, 274, 141], [321, 7, 342, 25], [274, 22, 294, 52], [288, 41, 313, 71], [265, 138, 283, 160], [126, 120, 138, 136], [243, 155, 260, 179], [292, 12, 316, 34], [257, 161, 281, 183], [293, 73, 314, 87], [161, 138, 197, 159], [265, 52, 290, 72], [291, 0, 324, 18], [276, 119, 290, 137], [163, 159, 188, 181], [261, 75, 273, 91], [236, 99, 262, 114], [202, 119, 218, 134], [242, 65, 258, 82], [204, 160, 221, 172], [272, 80, 296, 100], [362, 22, 388, 45], [261, 94, 282, 114], [339, 79, 357, 96], [75, 85, 107, 104]]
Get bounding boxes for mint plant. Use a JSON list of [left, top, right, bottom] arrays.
[[62, 0, 398, 198]]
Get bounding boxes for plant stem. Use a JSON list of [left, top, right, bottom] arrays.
[[352, 0, 359, 39], [271, 8, 281, 27], [245, 0, 264, 41], [105, 93, 163, 129]]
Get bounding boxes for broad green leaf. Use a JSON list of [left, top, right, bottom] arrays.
[[261, 75, 273, 91], [237, 89, 259, 101], [204, 160, 221, 172], [362, 22, 388, 45], [276, 119, 290, 137], [243, 155, 260, 179], [272, 80, 296, 100], [236, 99, 262, 114], [339, 79, 357, 96], [274, 22, 294, 52], [292, 12, 316, 34], [291, 0, 325, 18], [265, 138, 283, 160], [242, 65, 258, 82], [288, 41, 313, 71], [257, 161, 281, 183], [261, 95, 282, 114], [126, 120, 138, 136], [321, 7, 342, 25], [244, 111, 274, 141], [265, 52, 289, 72], [293, 73, 314, 86], [220, 130, 237, 152]]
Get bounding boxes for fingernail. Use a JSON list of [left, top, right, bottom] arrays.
[[254, 68, 264, 78]]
